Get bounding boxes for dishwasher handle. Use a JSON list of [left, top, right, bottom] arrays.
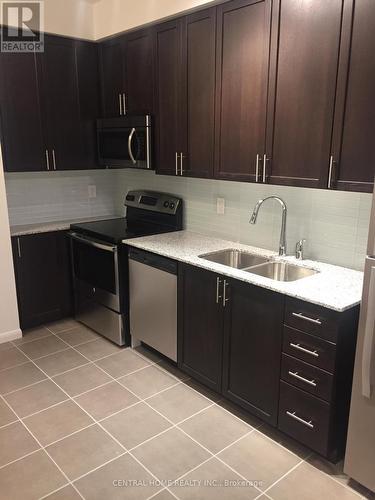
[[129, 248, 178, 274]]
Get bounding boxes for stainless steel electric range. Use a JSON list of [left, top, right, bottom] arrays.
[[68, 190, 183, 346]]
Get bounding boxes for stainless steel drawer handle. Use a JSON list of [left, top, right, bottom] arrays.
[[223, 280, 229, 307], [292, 312, 322, 325], [290, 342, 319, 358], [286, 411, 314, 429], [288, 371, 317, 387], [216, 277, 222, 304]]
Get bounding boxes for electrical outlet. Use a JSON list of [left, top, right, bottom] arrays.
[[88, 185, 96, 198], [217, 197, 225, 215]]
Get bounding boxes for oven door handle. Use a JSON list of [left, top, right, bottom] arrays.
[[128, 127, 137, 165], [69, 232, 117, 253]]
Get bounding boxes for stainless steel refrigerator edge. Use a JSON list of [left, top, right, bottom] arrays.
[[344, 189, 375, 492]]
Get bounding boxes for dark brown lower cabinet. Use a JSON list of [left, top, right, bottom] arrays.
[[178, 265, 224, 392], [222, 279, 284, 426], [12, 231, 72, 330]]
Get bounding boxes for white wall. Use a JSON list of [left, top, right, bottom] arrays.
[[0, 149, 21, 343], [93, 0, 215, 39]]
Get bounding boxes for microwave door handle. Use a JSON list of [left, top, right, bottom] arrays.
[[128, 127, 137, 165]]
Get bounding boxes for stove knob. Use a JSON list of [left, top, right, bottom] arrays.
[[169, 202, 175, 210], [163, 201, 170, 208]]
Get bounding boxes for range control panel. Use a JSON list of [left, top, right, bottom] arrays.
[[124, 190, 181, 215]]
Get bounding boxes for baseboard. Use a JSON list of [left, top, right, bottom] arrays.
[[0, 328, 22, 344]]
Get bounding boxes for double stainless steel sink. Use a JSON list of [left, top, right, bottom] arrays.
[[199, 249, 318, 282]]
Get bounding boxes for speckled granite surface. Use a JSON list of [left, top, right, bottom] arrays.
[[124, 231, 364, 312], [10, 215, 121, 237]]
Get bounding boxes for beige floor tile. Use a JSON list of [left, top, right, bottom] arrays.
[[13, 326, 52, 345], [170, 457, 260, 500], [0, 398, 17, 427], [133, 345, 163, 364], [179, 405, 252, 453], [147, 383, 212, 423], [0, 450, 66, 500], [152, 490, 176, 500], [218, 431, 300, 491], [96, 349, 151, 378], [218, 399, 264, 429], [132, 427, 210, 482], [17, 336, 68, 360], [258, 422, 312, 460], [24, 400, 94, 446], [74, 453, 161, 499], [46, 318, 79, 334], [4, 379, 67, 418], [44, 485, 82, 500], [0, 341, 16, 352], [0, 421, 39, 467], [57, 325, 100, 347], [0, 362, 46, 394], [53, 363, 112, 397], [158, 360, 190, 381], [75, 381, 139, 420], [102, 402, 172, 449], [34, 348, 89, 377], [118, 365, 177, 399], [0, 347, 28, 370], [46, 424, 123, 480], [268, 462, 362, 500], [184, 379, 223, 403], [75, 338, 122, 361]]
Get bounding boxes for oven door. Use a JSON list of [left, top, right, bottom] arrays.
[[70, 232, 120, 312], [97, 125, 151, 169]]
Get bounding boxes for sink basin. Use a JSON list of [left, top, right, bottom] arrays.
[[247, 262, 319, 282], [199, 249, 269, 269]]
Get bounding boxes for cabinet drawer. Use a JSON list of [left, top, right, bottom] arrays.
[[285, 298, 338, 342], [281, 354, 334, 402], [283, 326, 336, 373], [279, 381, 330, 457]]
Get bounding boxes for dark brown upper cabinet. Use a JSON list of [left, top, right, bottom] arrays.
[[98, 29, 154, 118], [0, 52, 46, 172], [0, 34, 100, 172], [154, 10, 216, 178], [267, 0, 346, 188], [214, 0, 272, 182], [330, 0, 375, 193]]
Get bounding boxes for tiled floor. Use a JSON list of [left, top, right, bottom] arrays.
[[0, 319, 373, 500]]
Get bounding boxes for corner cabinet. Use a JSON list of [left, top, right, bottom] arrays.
[[11, 232, 73, 330]]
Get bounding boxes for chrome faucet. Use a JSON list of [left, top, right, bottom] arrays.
[[250, 196, 287, 256]]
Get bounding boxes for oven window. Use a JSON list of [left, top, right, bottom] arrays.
[[72, 240, 117, 294]]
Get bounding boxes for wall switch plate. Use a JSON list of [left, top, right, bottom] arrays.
[[217, 197, 225, 215], [88, 185, 96, 198]]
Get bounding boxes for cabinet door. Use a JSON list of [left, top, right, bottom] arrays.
[[268, 0, 345, 188], [154, 19, 183, 176], [181, 9, 216, 179], [331, 0, 375, 193], [12, 232, 72, 330], [41, 36, 86, 170], [0, 52, 47, 172], [223, 280, 284, 425], [124, 29, 154, 114], [214, 0, 272, 182], [99, 37, 125, 117], [178, 265, 224, 392]]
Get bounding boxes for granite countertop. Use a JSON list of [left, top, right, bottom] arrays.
[[10, 215, 121, 237], [124, 230, 364, 312]]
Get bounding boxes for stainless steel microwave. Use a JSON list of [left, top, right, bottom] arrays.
[[97, 115, 152, 169]]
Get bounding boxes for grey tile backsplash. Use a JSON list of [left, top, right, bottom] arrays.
[[5, 169, 371, 271]]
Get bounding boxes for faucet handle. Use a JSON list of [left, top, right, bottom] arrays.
[[296, 239, 306, 260]]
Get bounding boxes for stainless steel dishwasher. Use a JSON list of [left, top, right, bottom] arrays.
[[128, 248, 178, 362]]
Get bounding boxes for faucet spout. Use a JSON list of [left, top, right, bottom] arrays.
[[249, 196, 288, 256]]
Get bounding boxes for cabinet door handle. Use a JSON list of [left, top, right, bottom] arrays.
[[288, 371, 317, 387], [286, 411, 314, 429], [17, 237, 21, 258], [290, 342, 319, 358], [123, 93, 127, 115], [45, 150, 50, 171], [52, 149, 57, 170], [223, 280, 229, 307], [328, 155, 334, 189], [175, 152, 180, 176], [255, 154, 260, 183], [180, 153, 184, 176], [262, 154, 269, 183], [292, 312, 322, 325], [119, 93, 123, 115], [216, 277, 222, 304]]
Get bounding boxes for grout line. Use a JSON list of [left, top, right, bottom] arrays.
[[20, 398, 71, 421], [37, 483, 71, 500], [2, 378, 49, 397], [259, 458, 305, 497], [11, 332, 52, 347], [18, 346, 72, 362], [65, 450, 129, 485], [0, 447, 41, 471], [0, 419, 19, 431], [0, 360, 31, 373]]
